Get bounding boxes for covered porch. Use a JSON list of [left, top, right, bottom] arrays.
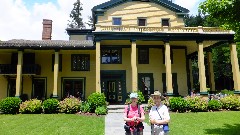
[[94, 25, 240, 99]]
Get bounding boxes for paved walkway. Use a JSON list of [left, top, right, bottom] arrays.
[[105, 113, 151, 135]]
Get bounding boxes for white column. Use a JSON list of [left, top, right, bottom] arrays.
[[131, 40, 138, 92], [165, 41, 173, 94], [96, 41, 101, 92], [207, 51, 215, 91], [53, 51, 59, 98], [197, 41, 207, 93], [230, 42, 240, 91], [15, 51, 23, 97]]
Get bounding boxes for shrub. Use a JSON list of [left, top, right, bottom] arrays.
[[58, 97, 81, 114], [185, 96, 208, 112], [19, 99, 42, 114], [95, 106, 107, 115], [169, 97, 187, 113], [162, 98, 170, 107], [208, 99, 222, 111], [220, 95, 240, 110], [147, 97, 154, 110], [87, 92, 106, 113], [0, 97, 22, 114], [136, 91, 145, 104], [42, 98, 59, 114], [221, 89, 234, 95], [80, 101, 91, 113]]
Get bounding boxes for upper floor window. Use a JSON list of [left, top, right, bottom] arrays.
[[71, 54, 90, 71], [52, 54, 62, 72], [86, 35, 93, 40], [101, 48, 122, 64], [138, 18, 147, 26], [112, 17, 122, 25], [138, 48, 149, 64], [162, 19, 170, 27]]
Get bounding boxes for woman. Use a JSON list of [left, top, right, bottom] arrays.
[[124, 93, 145, 135], [149, 90, 170, 135]]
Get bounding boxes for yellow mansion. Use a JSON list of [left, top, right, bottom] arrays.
[[0, 0, 239, 104]]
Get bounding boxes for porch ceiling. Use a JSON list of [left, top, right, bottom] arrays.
[[100, 40, 220, 55]]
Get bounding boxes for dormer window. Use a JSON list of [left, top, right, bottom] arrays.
[[162, 18, 170, 27], [138, 18, 147, 26], [112, 17, 122, 25]]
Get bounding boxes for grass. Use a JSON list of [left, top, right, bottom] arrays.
[[0, 114, 104, 135], [145, 111, 240, 135]]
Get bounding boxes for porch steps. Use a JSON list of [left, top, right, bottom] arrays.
[[107, 104, 147, 113], [107, 105, 125, 113]]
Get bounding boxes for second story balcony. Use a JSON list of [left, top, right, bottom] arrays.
[[0, 64, 41, 75], [95, 25, 234, 34]]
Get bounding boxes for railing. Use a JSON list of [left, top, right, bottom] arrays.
[[0, 64, 41, 75], [95, 25, 234, 34]]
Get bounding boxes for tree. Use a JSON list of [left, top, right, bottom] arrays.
[[199, 0, 240, 41], [86, 16, 94, 29], [184, 12, 220, 27], [67, 0, 85, 29]]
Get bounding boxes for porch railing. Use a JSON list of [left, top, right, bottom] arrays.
[[95, 25, 234, 34], [0, 64, 41, 75]]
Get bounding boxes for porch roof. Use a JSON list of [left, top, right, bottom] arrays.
[[0, 39, 94, 49]]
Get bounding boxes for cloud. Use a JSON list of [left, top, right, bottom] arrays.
[[0, 0, 76, 41], [173, 0, 204, 14], [0, 0, 201, 41]]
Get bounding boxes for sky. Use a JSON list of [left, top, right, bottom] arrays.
[[0, 0, 204, 41]]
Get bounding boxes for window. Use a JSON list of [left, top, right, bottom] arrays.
[[52, 54, 62, 72], [162, 19, 170, 27], [112, 17, 122, 25], [163, 49, 173, 64], [86, 35, 93, 40], [71, 54, 90, 71], [101, 48, 122, 64], [138, 18, 147, 26], [138, 48, 149, 64]]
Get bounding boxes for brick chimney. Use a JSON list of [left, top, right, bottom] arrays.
[[42, 19, 52, 40]]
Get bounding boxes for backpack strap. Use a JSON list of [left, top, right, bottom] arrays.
[[138, 104, 141, 117], [127, 104, 130, 118]]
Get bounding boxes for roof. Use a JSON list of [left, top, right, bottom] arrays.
[[0, 39, 94, 49], [92, 0, 189, 13]]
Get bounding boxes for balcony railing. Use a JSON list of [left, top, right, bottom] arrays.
[[0, 64, 41, 75], [95, 25, 234, 34]]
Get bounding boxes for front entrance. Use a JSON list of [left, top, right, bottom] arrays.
[[138, 73, 154, 102], [62, 78, 85, 100], [32, 78, 46, 100], [162, 73, 179, 96], [101, 70, 126, 104]]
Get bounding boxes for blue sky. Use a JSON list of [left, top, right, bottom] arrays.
[[0, 0, 205, 40]]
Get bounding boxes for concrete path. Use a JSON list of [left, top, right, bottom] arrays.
[[105, 113, 151, 135]]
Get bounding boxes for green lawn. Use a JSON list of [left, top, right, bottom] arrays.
[[0, 114, 104, 135], [145, 111, 240, 135]]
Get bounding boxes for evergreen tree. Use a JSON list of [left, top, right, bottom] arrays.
[[86, 16, 94, 29], [68, 0, 85, 29]]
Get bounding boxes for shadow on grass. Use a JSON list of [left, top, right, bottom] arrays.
[[204, 124, 240, 135]]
